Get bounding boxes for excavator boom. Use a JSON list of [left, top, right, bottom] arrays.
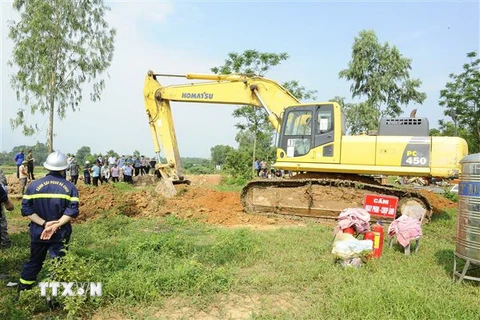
[[143, 70, 299, 181]]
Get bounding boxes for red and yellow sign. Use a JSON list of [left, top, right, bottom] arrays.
[[363, 194, 398, 219]]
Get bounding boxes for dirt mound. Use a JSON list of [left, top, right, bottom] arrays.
[[133, 174, 159, 186], [76, 184, 162, 221], [75, 183, 297, 228], [5, 173, 23, 195], [416, 189, 456, 213], [186, 174, 223, 186], [158, 186, 294, 227]]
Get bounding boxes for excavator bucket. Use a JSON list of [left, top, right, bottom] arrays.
[[154, 171, 177, 198]]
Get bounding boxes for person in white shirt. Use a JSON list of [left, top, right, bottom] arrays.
[[66, 154, 74, 179], [101, 164, 110, 184], [107, 155, 117, 168]]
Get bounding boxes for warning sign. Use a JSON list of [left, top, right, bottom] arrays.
[[363, 194, 398, 219]]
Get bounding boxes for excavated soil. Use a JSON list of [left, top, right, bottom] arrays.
[[4, 174, 455, 227], [416, 189, 456, 213]]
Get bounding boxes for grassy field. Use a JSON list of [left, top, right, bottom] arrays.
[[1, 165, 48, 177], [1, 189, 479, 319]]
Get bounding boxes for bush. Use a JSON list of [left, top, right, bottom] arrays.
[[42, 251, 103, 318], [185, 165, 214, 175]]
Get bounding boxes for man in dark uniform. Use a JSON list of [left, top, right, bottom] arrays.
[[18, 151, 79, 290], [0, 177, 14, 248]]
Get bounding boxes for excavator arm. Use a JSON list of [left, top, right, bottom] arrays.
[[143, 70, 299, 183]]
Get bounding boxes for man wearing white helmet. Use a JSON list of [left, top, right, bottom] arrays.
[[18, 151, 79, 291]]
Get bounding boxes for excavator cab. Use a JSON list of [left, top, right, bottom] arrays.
[[277, 104, 339, 161]]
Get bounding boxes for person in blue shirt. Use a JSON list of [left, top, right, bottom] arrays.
[[91, 162, 101, 186], [18, 151, 79, 291], [254, 160, 260, 177], [123, 162, 134, 184], [13, 149, 25, 178]]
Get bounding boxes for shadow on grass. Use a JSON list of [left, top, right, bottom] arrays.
[[430, 211, 453, 222]]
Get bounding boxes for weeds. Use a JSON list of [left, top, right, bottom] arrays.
[[442, 189, 458, 202]]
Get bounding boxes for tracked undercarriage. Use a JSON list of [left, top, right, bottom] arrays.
[[240, 174, 432, 223]]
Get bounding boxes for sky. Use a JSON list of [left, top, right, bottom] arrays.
[[1, 0, 479, 159]]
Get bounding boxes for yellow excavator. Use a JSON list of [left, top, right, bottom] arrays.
[[143, 70, 468, 221]]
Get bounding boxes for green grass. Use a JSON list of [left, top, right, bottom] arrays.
[[1, 165, 48, 177], [1, 203, 479, 319], [213, 183, 245, 192]]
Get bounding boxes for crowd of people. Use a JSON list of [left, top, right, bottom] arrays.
[[10, 150, 160, 189], [254, 159, 284, 178], [66, 154, 158, 186]]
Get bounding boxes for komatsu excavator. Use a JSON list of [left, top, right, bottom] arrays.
[[143, 70, 468, 221]]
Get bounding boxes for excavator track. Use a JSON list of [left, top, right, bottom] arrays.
[[240, 176, 433, 223]]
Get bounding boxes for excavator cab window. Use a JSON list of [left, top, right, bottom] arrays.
[[316, 110, 333, 134], [283, 110, 313, 157]]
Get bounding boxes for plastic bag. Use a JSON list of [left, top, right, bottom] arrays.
[[332, 233, 373, 259]]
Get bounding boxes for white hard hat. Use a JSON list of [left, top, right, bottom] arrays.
[[43, 151, 69, 171], [85, 160, 90, 164]]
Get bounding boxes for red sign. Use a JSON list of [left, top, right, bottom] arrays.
[[363, 194, 398, 219]]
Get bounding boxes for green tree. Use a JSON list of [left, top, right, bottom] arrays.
[[0, 142, 49, 167], [339, 30, 426, 131], [281, 81, 317, 101], [210, 145, 235, 166], [222, 130, 276, 180], [211, 50, 316, 178], [211, 50, 290, 177], [105, 149, 120, 159], [132, 150, 141, 158], [329, 96, 378, 134], [430, 120, 457, 137], [223, 148, 252, 180], [182, 157, 213, 174], [8, 0, 116, 152], [211, 50, 289, 76], [439, 51, 480, 153], [75, 146, 91, 165]]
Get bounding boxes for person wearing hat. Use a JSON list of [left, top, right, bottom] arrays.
[[18, 151, 79, 291], [19, 160, 29, 195]]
